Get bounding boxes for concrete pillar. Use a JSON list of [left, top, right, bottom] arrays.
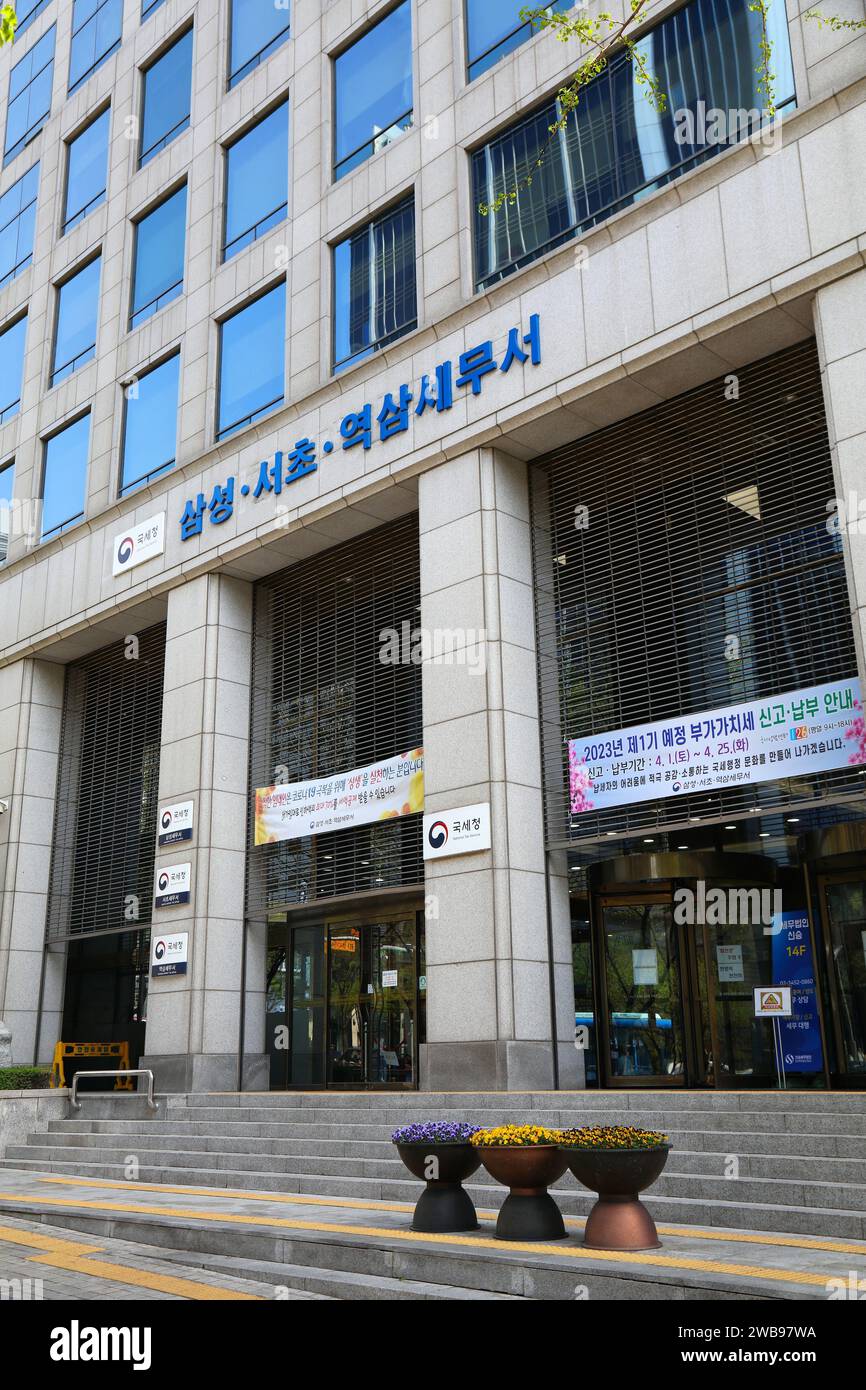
[[814, 271, 866, 688], [0, 659, 65, 1065], [418, 448, 579, 1091], [141, 574, 266, 1091]]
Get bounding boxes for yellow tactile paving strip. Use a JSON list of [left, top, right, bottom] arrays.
[[35, 1173, 866, 1257], [0, 1222, 263, 1300], [0, 1186, 845, 1293]]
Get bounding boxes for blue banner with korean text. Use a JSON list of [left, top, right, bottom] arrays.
[[770, 910, 824, 1075]]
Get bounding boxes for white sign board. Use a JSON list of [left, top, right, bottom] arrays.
[[151, 931, 189, 978], [568, 677, 863, 814], [381, 970, 398, 988], [717, 944, 745, 982], [632, 949, 658, 986], [154, 862, 191, 908], [111, 512, 166, 577], [254, 749, 423, 844], [754, 986, 793, 1018], [158, 800, 194, 846], [423, 802, 491, 860]]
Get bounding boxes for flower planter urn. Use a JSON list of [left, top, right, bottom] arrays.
[[563, 1144, 672, 1251], [394, 1142, 481, 1233], [477, 1146, 569, 1241]]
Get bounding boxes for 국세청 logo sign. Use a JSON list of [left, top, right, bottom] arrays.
[[423, 804, 491, 861], [111, 512, 166, 577], [151, 932, 189, 977], [154, 863, 191, 909], [157, 800, 194, 846]]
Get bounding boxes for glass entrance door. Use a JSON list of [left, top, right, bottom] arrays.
[[327, 914, 419, 1088], [819, 874, 866, 1080], [265, 905, 423, 1089], [598, 898, 691, 1085]]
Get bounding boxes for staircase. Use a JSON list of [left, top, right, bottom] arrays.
[[2, 1090, 866, 1240]]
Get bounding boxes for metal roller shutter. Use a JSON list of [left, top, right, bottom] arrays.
[[46, 622, 166, 942], [531, 339, 863, 849], [246, 514, 424, 913]]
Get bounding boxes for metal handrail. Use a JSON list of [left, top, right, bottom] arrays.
[[70, 1069, 159, 1112]]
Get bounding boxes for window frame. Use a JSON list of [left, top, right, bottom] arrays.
[[331, 192, 418, 375], [0, 163, 39, 290], [4, 23, 56, 165], [119, 349, 181, 497], [0, 313, 28, 424], [216, 280, 287, 443], [138, 25, 193, 168], [332, 0, 414, 182], [14, 0, 52, 40], [129, 181, 188, 331], [62, 103, 110, 235], [40, 411, 91, 543], [141, 0, 167, 21], [464, 0, 573, 83], [228, 0, 291, 91], [222, 96, 290, 263], [68, 0, 123, 97], [50, 252, 102, 388]]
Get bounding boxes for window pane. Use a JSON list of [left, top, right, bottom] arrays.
[[0, 315, 27, 422], [16, 1, 52, 38], [142, 0, 167, 19], [224, 100, 289, 260], [131, 184, 186, 328], [0, 461, 13, 563], [5, 25, 55, 164], [334, 198, 416, 371], [64, 107, 109, 232], [466, 0, 572, 80], [53, 256, 101, 385], [335, 1, 412, 179], [140, 27, 192, 166], [0, 163, 39, 288], [121, 353, 180, 494], [69, 0, 123, 94], [42, 415, 90, 540], [472, 0, 797, 289], [218, 283, 285, 440], [229, 0, 291, 89]]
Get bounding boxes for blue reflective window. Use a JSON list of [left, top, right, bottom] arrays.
[[217, 283, 286, 441], [142, 0, 166, 19], [121, 352, 180, 495], [334, 2, 412, 180], [224, 100, 289, 261], [0, 163, 39, 288], [69, 0, 123, 94], [0, 459, 13, 563], [42, 414, 90, 541], [466, 0, 572, 81], [0, 315, 27, 423], [64, 107, 109, 233], [334, 197, 416, 372], [229, 0, 290, 90], [52, 255, 101, 386], [140, 27, 192, 166], [130, 184, 186, 329], [473, 0, 796, 289], [15, 1, 52, 40], [5, 25, 55, 165]]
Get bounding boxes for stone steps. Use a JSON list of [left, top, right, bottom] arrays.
[[2, 1089, 864, 1244]]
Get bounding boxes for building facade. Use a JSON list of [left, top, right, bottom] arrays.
[[0, 0, 864, 1094]]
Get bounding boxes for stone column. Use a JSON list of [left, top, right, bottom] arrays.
[[0, 658, 65, 1065], [141, 574, 266, 1091], [814, 272, 866, 687], [418, 448, 579, 1091]]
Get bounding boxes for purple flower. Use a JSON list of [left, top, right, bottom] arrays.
[[391, 1121, 481, 1144]]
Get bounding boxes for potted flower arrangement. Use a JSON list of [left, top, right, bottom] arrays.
[[558, 1125, 671, 1251], [471, 1125, 569, 1241], [391, 1121, 482, 1232]]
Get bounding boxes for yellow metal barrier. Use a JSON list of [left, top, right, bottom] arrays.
[[49, 1042, 133, 1091]]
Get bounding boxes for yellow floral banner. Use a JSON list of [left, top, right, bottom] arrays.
[[254, 748, 424, 846]]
